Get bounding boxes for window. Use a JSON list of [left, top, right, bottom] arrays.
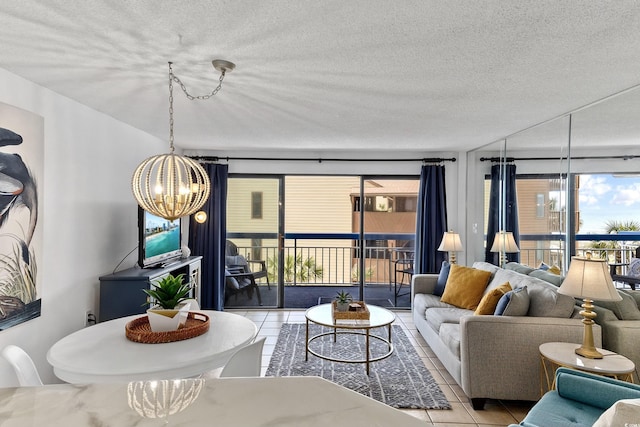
[[536, 193, 545, 218], [251, 192, 263, 219]]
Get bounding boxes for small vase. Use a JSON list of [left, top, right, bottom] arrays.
[[146, 302, 190, 332], [336, 301, 350, 312]]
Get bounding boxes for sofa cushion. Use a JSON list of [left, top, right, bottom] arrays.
[[595, 290, 640, 320], [474, 282, 512, 315], [525, 277, 575, 318], [439, 323, 461, 359], [440, 265, 492, 310], [494, 285, 530, 316], [413, 293, 451, 321], [505, 262, 535, 275], [434, 260, 450, 296], [472, 261, 500, 276], [624, 289, 640, 308], [529, 269, 564, 286], [426, 307, 471, 333]]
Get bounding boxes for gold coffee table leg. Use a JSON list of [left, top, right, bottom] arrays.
[[305, 319, 309, 361], [366, 329, 370, 375]]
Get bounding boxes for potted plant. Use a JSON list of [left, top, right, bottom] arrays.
[[335, 290, 352, 312], [143, 273, 193, 332]]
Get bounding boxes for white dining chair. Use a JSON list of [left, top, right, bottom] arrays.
[[219, 337, 266, 378], [1, 345, 43, 386], [182, 298, 200, 310]]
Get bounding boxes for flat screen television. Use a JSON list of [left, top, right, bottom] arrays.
[[138, 207, 182, 268]]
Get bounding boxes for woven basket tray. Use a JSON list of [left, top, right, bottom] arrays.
[[125, 312, 210, 344], [332, 300, 370, 320]]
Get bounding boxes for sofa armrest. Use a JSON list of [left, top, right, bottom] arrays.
[[555, 367, 640, 409], [600, 320, 640, 374], [411, 274, 438, 300], [459, 315, 602, 401]]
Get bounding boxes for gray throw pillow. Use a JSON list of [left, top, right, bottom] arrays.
[[504, 262, 535, 275], [494, 286, 530, 316], [434, 261, 450, 296], [595, 291, 640, 320], [529, 269, 564, 286]]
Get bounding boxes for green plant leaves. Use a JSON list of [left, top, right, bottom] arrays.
[[142, 273, 192, 309]]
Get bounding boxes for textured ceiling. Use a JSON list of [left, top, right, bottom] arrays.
[[1, 1, 640, 154]]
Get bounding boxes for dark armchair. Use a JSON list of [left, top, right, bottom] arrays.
[[611, 246, 640, 291], [225, 266, 262, 305], [225, 240, 271, 289]]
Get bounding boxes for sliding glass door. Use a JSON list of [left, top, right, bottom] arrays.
[[225, 174, 419, 309], [225, 176, 282, 309]]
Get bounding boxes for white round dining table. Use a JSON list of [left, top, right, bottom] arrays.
[[47, 310, 257, 383]]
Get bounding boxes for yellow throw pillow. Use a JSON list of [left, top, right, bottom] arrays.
[[440, 264, 492, 310], [548, 265, 561, 275], [474, 282, 512, 315]]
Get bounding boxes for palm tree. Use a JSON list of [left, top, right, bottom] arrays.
[[267, 254, 323, 284], [604, 220, 640, 233], [587, 220, 640, 262]]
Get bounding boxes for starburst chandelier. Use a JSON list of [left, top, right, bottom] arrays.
[[132, 60, 235, 220]]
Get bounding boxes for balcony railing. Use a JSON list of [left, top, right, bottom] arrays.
[[227, 232, 640, 285], [227, 232, 414, 286]]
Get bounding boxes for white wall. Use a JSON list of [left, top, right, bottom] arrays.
[[0, 67, 167, 385]]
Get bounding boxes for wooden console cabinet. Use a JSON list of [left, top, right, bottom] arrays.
[[98, 256, 202, 322]]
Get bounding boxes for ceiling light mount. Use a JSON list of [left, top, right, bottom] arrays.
[[212, 59, 235, 74]]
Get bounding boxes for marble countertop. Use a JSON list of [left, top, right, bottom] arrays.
[[0, 376, 424, 426]]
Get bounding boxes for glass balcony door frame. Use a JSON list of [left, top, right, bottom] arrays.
[[227, 173, 418, 309]]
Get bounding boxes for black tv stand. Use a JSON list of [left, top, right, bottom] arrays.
[[99, 256, 202, 322]]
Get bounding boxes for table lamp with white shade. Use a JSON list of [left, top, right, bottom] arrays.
[[437, 231, 463, 264], [490, 231, 519, 267], [558, 253, 622, 359]]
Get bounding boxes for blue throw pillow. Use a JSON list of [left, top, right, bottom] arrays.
[[434, 261, 450, 296], [494, 286, 530, 316]]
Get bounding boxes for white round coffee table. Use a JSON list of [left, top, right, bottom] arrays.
[[539, 342, 636, 393], [305, 303, 396, 375]]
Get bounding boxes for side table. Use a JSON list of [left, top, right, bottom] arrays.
[[539, 342, 636, 395]]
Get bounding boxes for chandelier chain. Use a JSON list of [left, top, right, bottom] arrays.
[[168, 62, 175, 153], [170, 70, 226, 101]]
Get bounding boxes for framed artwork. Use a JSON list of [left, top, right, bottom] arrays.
[[0, 102, 43, 330]]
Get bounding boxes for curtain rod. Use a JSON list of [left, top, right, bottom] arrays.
[[190, 155, 456, 163], [480, 155, 640, 162]]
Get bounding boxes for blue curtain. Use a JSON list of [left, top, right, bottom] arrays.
[[188, 163, 228, 311], [485, 163, 520, 265], [415, 165, 448, 274]]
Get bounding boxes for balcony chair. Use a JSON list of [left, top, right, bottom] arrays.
[[225, 240, 271, 290], [391, 241, 414, 306], [1, 345, 43, 386], [611, 246, 640, 291], [225, 267, 262, 305]]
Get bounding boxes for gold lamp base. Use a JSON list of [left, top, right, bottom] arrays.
[[575, 298, 604, 359]]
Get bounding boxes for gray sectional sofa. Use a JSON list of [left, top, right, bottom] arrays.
[[591, 288, 640, 372], [411, 261, 601, 409]]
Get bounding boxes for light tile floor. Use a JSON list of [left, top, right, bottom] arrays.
[[228, 308, 533, 427]]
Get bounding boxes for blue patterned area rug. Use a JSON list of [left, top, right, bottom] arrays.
[[266, 323, 451, 409]]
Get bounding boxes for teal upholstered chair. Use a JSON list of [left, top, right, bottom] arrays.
[[510, 367, 640, 427]]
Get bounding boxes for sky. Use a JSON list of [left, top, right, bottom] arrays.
[[579, 174, 640, 234]]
